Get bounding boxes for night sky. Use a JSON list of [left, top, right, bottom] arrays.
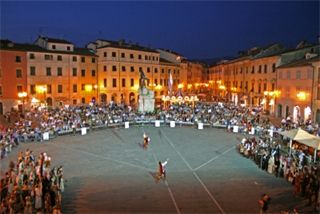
[[1, 1, 319, 59]]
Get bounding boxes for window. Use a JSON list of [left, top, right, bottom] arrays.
[[57, 85, 63, 93], [57, 67, 63, 76], [147, 67, 150, 73], [104, 52, 107, 57], [104, 66, 107, 72], [296, 70, 301, 79], [57, 55, 62, 61], [122, 66, 126, 72], [286, 70, 291, 79], [318, 68, 320, 83], [272, 63, 276, 72], [72, 68, 77, 76], [15, 56, 21, 62], [92, 58, 96, 63], [130, 66, 134, 72], [161, 69, 164, 74], [29, 53, 35, 59], [307, 70, 312, 79], [112, 78, 117, 87], [47, 85, 52, 94], [264, 65, 267, 73], [155, 68, 158, 73], [81, 57, 85, 63], [258, 65, 262, 73], [139, 67, 142, 72], [263, 83, 267, 91], [112, 65, 117, 71], [317, 87, 320, 100], [81, 69, 85, 77], [44, 54, 53, 60], [46, 67, 51, 76], [122, 78, 126, 87], [81, 84, 85, 91], [130, 78, 134, 87], [155, 79, 158, 85], [0, 86, 2, 96], [130, 54, 134, 59], [16, 69, 22, 78], [160, 79, 163, 86], [30, 85, 36, 94], [152, 56, 155, 61], [30, 66, 36, 76], [67, 46, 70, 51], [112, 52, 116, 57], [91, 70, 96, 77], [271, 83, 275, 91], [138, 54, 142, 59], [17, 85, 23, 93], [103, 78, 107, 87], [251, 66, 255, 74], [121, 53, 125, 58], [145, 55, 148, 60], [73, 99, 77, 105], [52, 45, 56, 49], [72, 56, 77, 62], [73, 84, 77, 93]]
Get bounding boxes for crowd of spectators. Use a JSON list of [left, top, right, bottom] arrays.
[[0, 101, 320, 212], [0, 149, 64, 213], [239, 133, 319, 212]]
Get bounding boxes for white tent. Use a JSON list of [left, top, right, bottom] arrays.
[[279, 128, 320, 162]]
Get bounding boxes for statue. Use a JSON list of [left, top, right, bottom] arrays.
[[138, 69, 154, 113], [139, 69, 149, 89]]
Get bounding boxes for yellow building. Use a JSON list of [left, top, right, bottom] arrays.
[[28, 36, 98, 106]]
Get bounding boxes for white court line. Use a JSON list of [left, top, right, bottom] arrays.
[[164, 180, 181, 214], [161, 130, 225, 214], [141, 127, 181, 214], [50, 142, 154, 172], [194, 146, 236, 171]]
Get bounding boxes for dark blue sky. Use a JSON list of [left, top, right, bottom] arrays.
[[1, 1, 319, 59]]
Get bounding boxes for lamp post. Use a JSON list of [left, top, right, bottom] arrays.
[[18, 91, 27, 116]]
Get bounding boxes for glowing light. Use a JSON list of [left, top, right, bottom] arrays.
[[178, 83, 184, 89], [219, 85, 226, 90], [36, 85, 47, 93], [131, 84, 139, 91], [85, 85, 93, 92], [297, 91, 307, 101], [18, 92, 27, 98], [187, 84, 193, 89]]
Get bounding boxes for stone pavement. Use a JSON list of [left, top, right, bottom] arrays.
[[0, 126, 317, 213]]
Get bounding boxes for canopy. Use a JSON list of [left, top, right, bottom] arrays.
[[279, 128, 320, 149]]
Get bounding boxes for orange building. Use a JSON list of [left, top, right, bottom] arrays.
[[0, 40, 28, 114]]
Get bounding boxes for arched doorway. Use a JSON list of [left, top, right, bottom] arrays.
[[101, 94, 107, 103], [285, 106, 290, 118], [0, 102, 2, 115], [304, 106, 311, 122], [277, 104, 282, 118], [293, 106, 300, 123], [46, 97, 53, 106], [316, 109, 320, 124], [129, 92, 135, 105], [111, 94, 117, 103]]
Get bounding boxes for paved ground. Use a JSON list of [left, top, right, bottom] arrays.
[[0, 125, 316, 214]]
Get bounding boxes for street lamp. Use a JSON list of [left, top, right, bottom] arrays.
[[18, 91, 27, 116]]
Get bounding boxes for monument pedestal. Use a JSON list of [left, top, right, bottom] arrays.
[[138, 88, 155, 113]]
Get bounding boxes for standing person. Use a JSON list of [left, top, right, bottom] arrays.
[[143, 133, 150, 150], [258, 193, 271, 214], [158, 159, 169, 179]]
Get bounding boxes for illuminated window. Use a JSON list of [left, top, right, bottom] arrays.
[[16, 69, 22, 78]]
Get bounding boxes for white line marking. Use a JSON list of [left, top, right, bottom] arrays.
[[165, 180, 181, 214], [141, 127, 180, 214], [194, 146, 235, 171], [50, 143, 154, 172], [161, 130, 225, 214]]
